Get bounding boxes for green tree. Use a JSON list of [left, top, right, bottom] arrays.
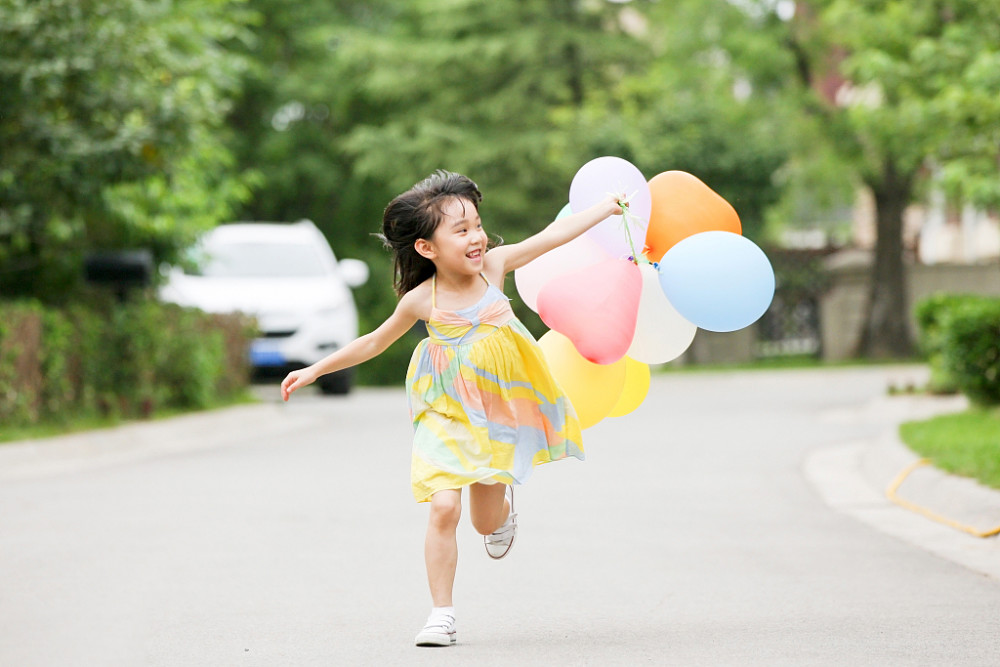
[[229, 0, 647, 252], [334, 0, 644, 237], [774, 0, 1000, 356], [225, 1, 423, 385], [564, 0, 792, 241], [227, 0, 648, 383], [0, 0, 253, 302], [226, 0, 378, 249]]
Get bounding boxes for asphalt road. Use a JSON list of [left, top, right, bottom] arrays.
[[1, 366, 998, 666]]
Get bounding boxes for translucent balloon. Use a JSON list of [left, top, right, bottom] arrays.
[[627, 262, 697, 364], [514, 206, 609, 312], [657, 231, 775, 333], [569, 156, 652, 259], [537, 258, 641, 365], [538, 330, 626, 429], [608, 357, 650, 418]]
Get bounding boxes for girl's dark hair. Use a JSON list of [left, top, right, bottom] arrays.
[[380, 170, 484, 296]]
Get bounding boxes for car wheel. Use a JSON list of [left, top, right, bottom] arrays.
[[319, 369, 353, 395]]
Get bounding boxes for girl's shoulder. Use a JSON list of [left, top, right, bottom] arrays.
[[399, 279, 433, 321]]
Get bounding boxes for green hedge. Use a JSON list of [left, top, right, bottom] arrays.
[[914, 293, 1000, 406], [0, 298, 256, 429]]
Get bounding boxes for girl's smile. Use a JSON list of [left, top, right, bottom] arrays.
[[429, 197, 489, 273]]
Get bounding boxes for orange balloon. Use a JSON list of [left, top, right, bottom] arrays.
[[643, 171, 741, 262]]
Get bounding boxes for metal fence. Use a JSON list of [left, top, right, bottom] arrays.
[[756, 246, 840, 358]]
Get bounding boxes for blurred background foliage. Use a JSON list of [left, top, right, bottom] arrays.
[[222, 0, 797, 383], [0, 298, 255, 430], [0, 0, 256, 303], [2, 0, 999, 386]]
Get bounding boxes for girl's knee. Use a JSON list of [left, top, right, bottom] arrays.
[[428, 492, 461, 530], [469, 483, 508, 535], [471, 503, 505, 535], [472, 517, 495, 536]]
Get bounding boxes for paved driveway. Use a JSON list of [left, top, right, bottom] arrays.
[[1, 366, 998, 666]]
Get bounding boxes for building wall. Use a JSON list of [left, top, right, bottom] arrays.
[[668, 251, 1000, 367], [820, 252, 1000, 360], [677, 326, 757, 366]]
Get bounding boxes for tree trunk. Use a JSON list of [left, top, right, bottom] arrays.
[[857, 159, 916, 358]]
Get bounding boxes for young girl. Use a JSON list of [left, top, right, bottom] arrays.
[[281, 170, 623, 647]]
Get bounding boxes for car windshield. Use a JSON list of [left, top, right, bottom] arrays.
[[190, 242, 329, 278]]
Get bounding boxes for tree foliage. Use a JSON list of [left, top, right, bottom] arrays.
[[770, 0, 1000, 356], [817, 0, 1000, 203], [0, 0, 253, 302], [230, 0, 645, 244], [4, 0, 997, 375], [563, 0, 793, 240], [226, 0, 653, 382]]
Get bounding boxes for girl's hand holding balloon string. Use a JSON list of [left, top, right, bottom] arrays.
[[609, 189, 643, 262], [602, 192, 628, 218]]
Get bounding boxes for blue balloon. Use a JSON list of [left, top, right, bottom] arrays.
[[657, 231, 775, 332]]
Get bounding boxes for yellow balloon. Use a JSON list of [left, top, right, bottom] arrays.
[[608, 357, 650, 418], [538, 330, 626, 429]]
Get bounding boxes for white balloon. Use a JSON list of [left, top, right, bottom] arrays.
[[514, 233, 609, 312], [627, 263, 697, 363]]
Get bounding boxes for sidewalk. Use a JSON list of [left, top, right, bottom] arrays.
[[0, 401, 293, 481], [805, 392, 1000, 581]]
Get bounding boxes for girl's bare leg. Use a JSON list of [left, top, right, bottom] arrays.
[[469, 482, 510, 536], [425, 489, 462, 607]]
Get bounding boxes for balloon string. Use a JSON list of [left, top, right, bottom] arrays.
[[619, 202, 638, 261], [618, 200, 650, 266], [607, 190, 649, 266]]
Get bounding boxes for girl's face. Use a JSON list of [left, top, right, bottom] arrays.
[[425, 196, 488, 275]]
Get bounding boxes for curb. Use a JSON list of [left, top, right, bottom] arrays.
[[886, 457, 1000, 539], [806, 427, 1000, 582], [0, 401, 294, 481]]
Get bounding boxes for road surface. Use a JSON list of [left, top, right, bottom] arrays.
[[1, 366, 998, 666]]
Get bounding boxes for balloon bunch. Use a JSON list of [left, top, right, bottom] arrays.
[[516, 156, 775, 429]]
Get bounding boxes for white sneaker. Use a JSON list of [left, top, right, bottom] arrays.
[[414, 612, 456, 647], [484, 485, 517, 559]]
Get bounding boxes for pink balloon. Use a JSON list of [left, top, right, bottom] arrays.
[[537, 258, 642, 365], [569, 157, 652, 259], [514, 232, 609, 312]]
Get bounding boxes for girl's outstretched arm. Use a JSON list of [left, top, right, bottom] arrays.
[[281, 290, 422, 401], [486, 194, 623, 276]]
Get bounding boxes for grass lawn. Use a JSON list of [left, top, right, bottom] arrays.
[[899, 408, 1000, 490]]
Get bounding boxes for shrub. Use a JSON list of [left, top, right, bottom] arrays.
[[0, 303, 43, 425], [940, 298, 1000, 406], [39, 307, 77, 420], [204, 311, 256, 398], [914, 293, 996, 396], [67, 300, 115, 418], [159, 307, 216, 409], [0, 298, 255, 429]]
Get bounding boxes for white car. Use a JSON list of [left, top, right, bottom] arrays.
[[161, 220, 369, 394]]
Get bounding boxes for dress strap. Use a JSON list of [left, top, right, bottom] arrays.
[[431, 274, 437, 309], [479, 272, 492, 287]]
